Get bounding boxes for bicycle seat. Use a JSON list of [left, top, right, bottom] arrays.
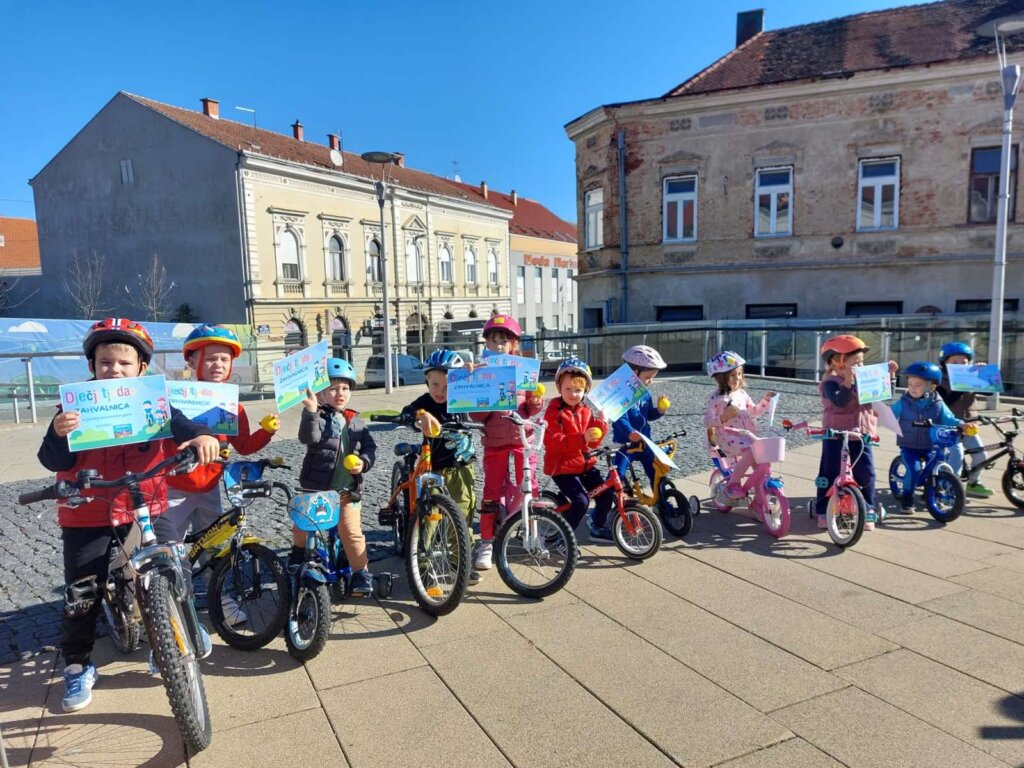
[[394, 442, 418, 458]]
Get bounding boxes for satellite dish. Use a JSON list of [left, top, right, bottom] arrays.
[[329, 149, 344, 167]]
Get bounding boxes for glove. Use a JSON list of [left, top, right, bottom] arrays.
[[657, 395, 670, 413], [260, 414, 281, 434], [444, 432, 476, 464], [585, 427, 603, 442]]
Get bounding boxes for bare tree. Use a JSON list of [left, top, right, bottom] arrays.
[[0, 276, 40, 315], [125, 254, 177, 321], [62, 251, 112, 319]]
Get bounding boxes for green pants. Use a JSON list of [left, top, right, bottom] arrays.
[[441, 464, 477, 529]]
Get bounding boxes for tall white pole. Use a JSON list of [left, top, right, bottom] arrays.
[[377, 182, 393, 395]]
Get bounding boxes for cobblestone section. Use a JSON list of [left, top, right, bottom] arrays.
[[0, 378, 823, 663]]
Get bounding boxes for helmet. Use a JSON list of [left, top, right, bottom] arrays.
[[424, 348, 465, 374], [182, 324, 242, 360], [940, 341, 974, 363], [706, 351, 745, 377], [83, 318, 155, 364], [483, 314, 522, 340], [555, 358, 593, 390], [327, 357, 356, 384], [821, 334, 869, 362], [905, 361, 942, 384], [623, 345, 667, 370]]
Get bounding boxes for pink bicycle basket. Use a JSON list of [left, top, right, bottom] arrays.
[[751, 437, 786, 464]]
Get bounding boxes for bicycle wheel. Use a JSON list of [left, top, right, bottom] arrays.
[[102, 580, 141, 654], [1001, 461, 1024, 509], [208, 543, 290, 651], [825, 485, 866, 549], [888, 455, 908, 499], [658, 486, 693, 538], [390, 461, 410, 555], [406, 494, 471, 616], [761, 489, 791, 539], [926, 468, 964, 523], [139, 570, 212, 753], [494, 502, 578, 598], [612, 502, 662, 560], [285, 581, 331, 662], [708, 470, 733, 512]]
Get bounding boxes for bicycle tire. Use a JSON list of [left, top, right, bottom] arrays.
[[888, 455, 908, 499], [390, 461, 410, 555], [540, 489, 568, 510], [208, 543, 290, 651], [826, 485, 866, 549], [494, 503, 578, 598], [285, 581, 332, 662], [926, 468, 964, 523], [708, 469, 734, 512], [1002, 462, 1024, 509], [102, 580, 141, 654], [139, 570, 212, 754], [612, 502, 662, 560], [658, 487, 693, 538], [406, 494, 471, 617], [761, 489, 791, 539]]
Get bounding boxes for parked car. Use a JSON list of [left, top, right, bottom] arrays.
[[363, 354, 427, 388]]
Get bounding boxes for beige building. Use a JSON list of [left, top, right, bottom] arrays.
[[565, 0, 1024, 326]]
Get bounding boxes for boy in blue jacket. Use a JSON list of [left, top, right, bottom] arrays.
[[611, 346, 671, 486]]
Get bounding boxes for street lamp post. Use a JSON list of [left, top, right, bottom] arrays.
[[361, 151, 402, 393], [977, 14, 1024, 408]]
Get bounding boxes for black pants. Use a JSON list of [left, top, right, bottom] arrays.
[[553, 469, 615, 530], [814, 439, 876, 512], [61, 514, 177, 666]]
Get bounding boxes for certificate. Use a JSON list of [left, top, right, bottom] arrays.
[[638, 433, 678, 471], [480, 352, 541, 391], [447, 366, 517, 413], [587, 363, 648, 423], [272, 340, 330, 412], [167, 380, 240, 435], [855, 363, 892, 404], [60, 375, 173, 452], [946, 363, 1003, 394]]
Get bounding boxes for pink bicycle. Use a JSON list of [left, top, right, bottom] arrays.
[[707, 435, 791, 538]]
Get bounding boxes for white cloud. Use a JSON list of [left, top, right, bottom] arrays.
[[7, 321, 48, 333], [171, 323, 197, 338], [53, 355, 83, 360]]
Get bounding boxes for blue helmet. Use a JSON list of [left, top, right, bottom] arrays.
[[424, 348, 464, 374], [555, 358, 593, 390], [940, 341, 973, 363], [905, 361, 942, 384], [327, 357, 356, 384]]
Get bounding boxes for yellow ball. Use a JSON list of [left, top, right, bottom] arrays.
[[343, 454, 361, 471], [535, 383, 546, 397], [658, 396, 671, 410]]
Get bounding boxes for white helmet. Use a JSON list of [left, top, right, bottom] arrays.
[[622, 345, 666, 370], [706, 351, 745, 376]]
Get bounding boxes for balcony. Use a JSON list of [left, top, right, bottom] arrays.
[[325, 280, 351, 298], [439, 283, 456, 297], [487, 283, 503, 296], [275, 278, 307, 298]]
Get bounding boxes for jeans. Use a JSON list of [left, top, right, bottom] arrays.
[[948, 434, 988, 484], [899, 447, 931, 498], [815, 439, 877, 511], [553, 469, 614, 530]]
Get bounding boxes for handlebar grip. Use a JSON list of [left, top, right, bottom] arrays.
[[19, 486, 58, 505], [912, 420, 933, 428], [1014, 408, 1023, 418], [370, 414, 403, 423], [444, 420, 484, 431]]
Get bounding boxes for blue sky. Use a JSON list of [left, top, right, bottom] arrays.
[[2, 0, 899, 223]]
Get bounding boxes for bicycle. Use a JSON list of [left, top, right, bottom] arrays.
[[621, 429, 699, 537], [962, 408, 1024, 508], [19, 448, 213, 753], [706, 435, 791, 539], [375, 412, 480, 616], [887, 421, 965, 523], [492, 412, 578, 598], [541, 446, 663, 560]]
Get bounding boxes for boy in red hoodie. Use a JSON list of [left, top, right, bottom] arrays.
[[543, 358, 613, 540]]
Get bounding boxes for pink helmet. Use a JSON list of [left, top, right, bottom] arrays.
[[623, 345, 666, 370], [483, 314, 522, 340]]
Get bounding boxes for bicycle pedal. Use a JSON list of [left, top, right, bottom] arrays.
[[425, 512, 443, 522], [377, 507, 398, 526], [425, 586, 443, 597]]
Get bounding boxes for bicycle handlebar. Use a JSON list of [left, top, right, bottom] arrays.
[[370, 412, 484, 432]]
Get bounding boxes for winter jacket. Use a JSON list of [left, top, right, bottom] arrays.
[[612, 391, 664, 446], [819, 374, 879, 436], [542, 397, 607, 477], [891, 392, 961, 451], [937, 368, 979, 421], [38, 405, 212, 528], [471, 390, 543, 449], [167, 404, 273, 493], [298, 405, 376, 494], [400, 393, 473, 469]]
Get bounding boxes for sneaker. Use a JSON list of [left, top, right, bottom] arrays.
[[966, 482, 995, 498], [474, 541, 494, 571], [725, 483, 746, 499], [61, 663, 98, 712], [220, 594, 248, 626], [899, 494, 914, 511], [817, 513, 828, 529], [588, 519, 613, 541], [350, 568, 373, 597], [876, 504, 888, 524], [468, 569, 482, 586], [864, 509, 877, 532]]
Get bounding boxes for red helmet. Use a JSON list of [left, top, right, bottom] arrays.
[[83, 318, 155, 364], [483, 314, 522, 340], [821, 334, 869, 362]]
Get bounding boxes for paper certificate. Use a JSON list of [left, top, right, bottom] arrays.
[[638, 433, 678, 471], [872, 401, 903, 436], [855, 363, 892, 404], [167, 380, 240, 435], [60, 375, 174, 452], [946, 363, 1003, 394], [447, 366, 517, 413], [587, 363, 648, 423], [480, 352, 541, 391], [272, 340, 330, 412]]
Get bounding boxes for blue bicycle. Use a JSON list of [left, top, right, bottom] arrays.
[[887, 421, 965, 523]]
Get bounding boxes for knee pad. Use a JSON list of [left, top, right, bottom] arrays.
[[64, 576, 99, 618], [480, 500, 500, 517]]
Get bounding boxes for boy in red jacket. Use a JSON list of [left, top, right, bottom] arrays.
[[37, 319, 219, 713], [543, 359, 612, 540]]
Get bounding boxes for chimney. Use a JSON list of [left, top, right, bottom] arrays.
[[736, 9, 764, 48], [393, 152, 405, 167], [327, 134, 340, 151], [480, 180, 488, 199], [292, 120, 304, 141], [201, 98, 220, 119], [511, 189, 518, 206]]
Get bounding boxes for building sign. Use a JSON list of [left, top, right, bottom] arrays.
[[523, 254, 577, 268], [256, 324, 271, 337]]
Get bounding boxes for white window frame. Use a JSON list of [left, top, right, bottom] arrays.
[[516, 266, 525, 305], [857, 157, 900, 232], [406, 241, 422, 284], [754, 166, 793, 237], [278, 227, 301, 281], [551, 267, 559, 303], [534, 266, 543, 304], [464, 245, 477, 285], [663, 175, 697, 242], [487, 248, 499, 285], [327, 235, 346, 282], [437, 244, 452, 284], [566, 268, 574, 303], [119, 158, 134, 184], [367, 239, 382, 283], [584, 188, 604, 249]]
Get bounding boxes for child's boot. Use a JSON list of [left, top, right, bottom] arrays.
[[350, 568, 373, 597], [474, 540, 493, 571]]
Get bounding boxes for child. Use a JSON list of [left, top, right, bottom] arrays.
[[542, 358, 612, 539], [468, 315, 544, 571], [703, 351, 775, 497], [891, 361, 964, 510], [814, 335, 898, 531], [400, 348, 481, 584], [937, 341, 992, 498], [612, 345, 671, 488], [294, 358, 376, 597], [37, 318, 220, 713]]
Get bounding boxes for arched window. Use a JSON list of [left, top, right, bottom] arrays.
[[367, 239, 382, 283], [279, 229, 300, 280], [438, 244, 453, 284], [283, 317, 306, 350], [487, 248, 499, 285], [406, 242, 422, 284], [328, 236, 345, 281], [465, 246, 477, 285]]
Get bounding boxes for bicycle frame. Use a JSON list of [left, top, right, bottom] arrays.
[[625, 433, 682, 507], [501, 412, 547, 550], [710, 450, 779, 513], [967, 413, 1021, 472], [549, 456, 644, 537]]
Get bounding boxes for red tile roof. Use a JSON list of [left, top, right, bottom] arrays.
[[453, 182, 576, 243], [666, 0, 1024, 97], [0, 217, 40, 271], [124, 93, 507, 212]]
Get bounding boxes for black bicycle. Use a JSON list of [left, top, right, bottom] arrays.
[[966, 407, 1024, 509]]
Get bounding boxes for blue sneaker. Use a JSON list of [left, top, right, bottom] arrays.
[[588, 518, 613, 541], [62, 662, 98, 712], [350, 568, 373, 598]]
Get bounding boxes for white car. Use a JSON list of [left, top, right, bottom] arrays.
[[363, 354, 427, 388]]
